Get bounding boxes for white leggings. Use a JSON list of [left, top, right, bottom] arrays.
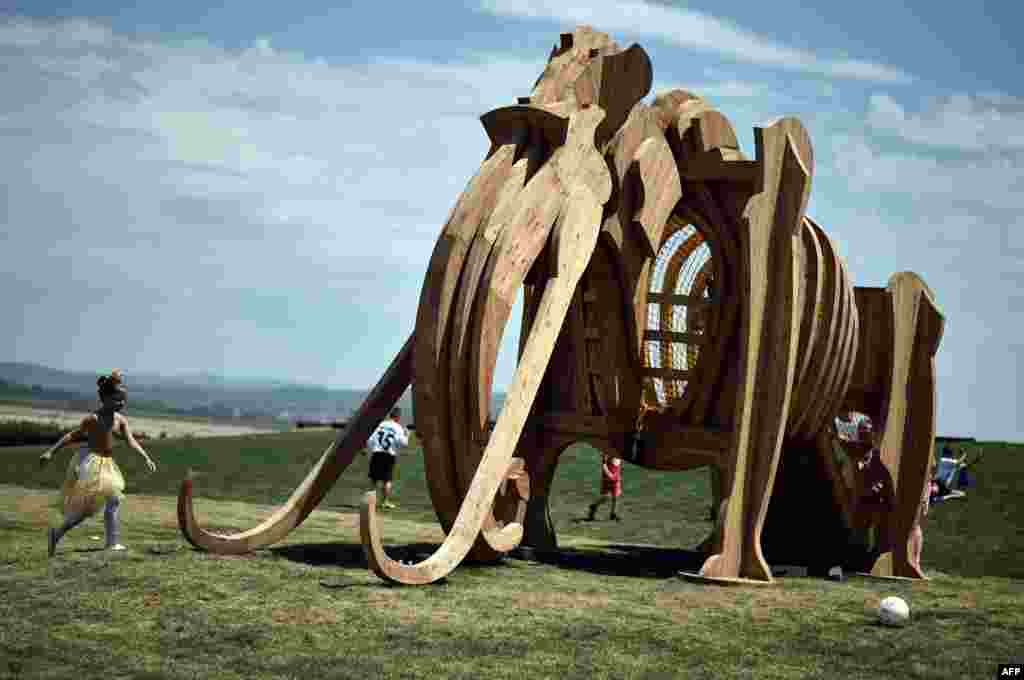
[[58, 452, 123, 547], [58, 497, 121, 546]]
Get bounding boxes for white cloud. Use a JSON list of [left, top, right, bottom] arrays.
[[1, 16, 1020, 439], [803, 91, 1024, 440], [0, 17, 541, 388], [478, 0, 914, 83], [867, 92, 1024, 151], [826, 132, 1024, 211]]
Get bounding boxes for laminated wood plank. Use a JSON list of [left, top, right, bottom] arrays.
[[787, 218, 841, 434], [869, 273, 944, 579], [448, 144, 539, 512], [647, 292, 712, 306], [789, 219, 824, 422], [802, 257, 853, 438], [643, 330, 705, 344], [691, 118, 812, 584], [640, 367, 693, 380], [413, 142, 523, 532], [362, 182, 605, 584]]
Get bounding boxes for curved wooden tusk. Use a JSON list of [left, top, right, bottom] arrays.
[[449, 143, 538, 501], [177, 333, 413, 554], [469, 107, 610, 459], [449, 144, 544, 558], [361, 183, 605, 584], [415, 141, 522, 533], [479, 458, 532, 552]]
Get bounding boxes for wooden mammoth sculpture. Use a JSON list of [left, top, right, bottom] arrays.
[[178, 26, 943, 586]]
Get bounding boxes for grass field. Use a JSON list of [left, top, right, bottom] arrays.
[[1, 432, 1021, 679]]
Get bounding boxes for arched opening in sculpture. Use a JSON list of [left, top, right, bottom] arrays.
[[644, 217, 717, 410]]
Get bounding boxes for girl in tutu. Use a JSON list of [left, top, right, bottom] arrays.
[[39, 370, 156, 556]]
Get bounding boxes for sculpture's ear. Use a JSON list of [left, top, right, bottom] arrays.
[[593, 44, 653, 148]]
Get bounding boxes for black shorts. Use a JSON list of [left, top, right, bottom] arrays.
[[369, 451, 396, 482]]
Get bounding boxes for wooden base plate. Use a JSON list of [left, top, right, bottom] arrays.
[[677, 571, 777, 587], [851, 572, 929, 582]]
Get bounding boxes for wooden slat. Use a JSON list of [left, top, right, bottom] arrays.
[[693, 117, 811, 584], [657, 425, 732, 451], [539, 411, 612, 437], [678, 153, 760, 184], [630, 133, 681, 255], [584, 327, 601, 340], [641, 367, 692, 380], [643, 330, 705, 344], [646, 292, 712, 306], [634, 424, 733, 470]]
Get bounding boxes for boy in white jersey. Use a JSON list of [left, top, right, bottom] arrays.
[[366, 407, 409, 509]]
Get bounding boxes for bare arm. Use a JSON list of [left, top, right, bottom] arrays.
[[39, 417, 89, 466], [119, 415, 156, 472]]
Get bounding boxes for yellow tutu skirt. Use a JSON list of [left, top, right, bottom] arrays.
[[61, 450, 126, 516]]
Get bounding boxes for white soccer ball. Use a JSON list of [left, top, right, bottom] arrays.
[[878, 596, 910, 626]]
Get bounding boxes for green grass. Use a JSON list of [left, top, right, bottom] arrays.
[[1, 434, 1021, 679]]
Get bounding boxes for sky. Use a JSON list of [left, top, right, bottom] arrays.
[[2, 1, 1021, 440]]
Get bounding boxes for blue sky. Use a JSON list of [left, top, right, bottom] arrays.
[[2, 2, 1021, 440]]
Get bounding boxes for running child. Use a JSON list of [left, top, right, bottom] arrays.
[[40, 370, 157, 556]]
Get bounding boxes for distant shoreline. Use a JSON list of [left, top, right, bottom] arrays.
[[0, 404, 279, 439]]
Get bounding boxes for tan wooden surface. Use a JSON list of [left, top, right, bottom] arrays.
[[362, 182, 606, 584], [177, 27, 946, 588], [693, 118, 812, 583], [869, 273, 944, 579]]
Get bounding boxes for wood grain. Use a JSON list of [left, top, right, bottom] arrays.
[[693, 118, 811, 583], [362, 184, 605, 584]]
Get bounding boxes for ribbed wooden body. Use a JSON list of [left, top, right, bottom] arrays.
[[785, 217, 859, 440], [176, 25, 943, 588]]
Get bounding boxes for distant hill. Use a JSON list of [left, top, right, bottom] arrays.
[[0, 362, 505, 424]]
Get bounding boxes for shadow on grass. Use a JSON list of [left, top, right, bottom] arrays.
[[270, 541, 367, 567], [269, 541, 462, 569], [270, 539, 712, 581], [514, 543, 708, 578]]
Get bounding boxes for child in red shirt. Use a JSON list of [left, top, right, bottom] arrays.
[[587, 452, 622, 521]]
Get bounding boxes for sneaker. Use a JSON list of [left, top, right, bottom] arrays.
[[107, 544, 127, 551], [587, 504, 597, 521], [382, 502, 398, 510], [48, 528, 57, 558], [610, 513, 622, 522]]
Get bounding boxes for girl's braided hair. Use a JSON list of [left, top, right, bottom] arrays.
[[97, 369, 124, 397]]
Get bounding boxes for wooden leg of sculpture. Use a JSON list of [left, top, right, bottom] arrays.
[[683, 119, 811, 584], [867, 273, 944, 579], [519, 430, 569, 552], [177, 333, 414, 554]]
